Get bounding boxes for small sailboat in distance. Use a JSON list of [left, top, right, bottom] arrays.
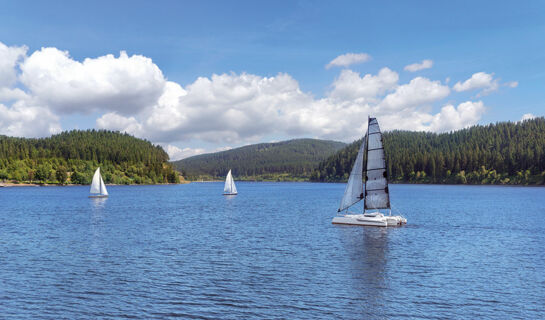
[[89, 167, 108, 198], [223, 169, 238, 195], [332, 117, 406, 227]]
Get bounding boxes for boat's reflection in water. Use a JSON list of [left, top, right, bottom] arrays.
[[339, 227, 390, 316], [89, 197, 108, 256], [91, 196, 108, 210]]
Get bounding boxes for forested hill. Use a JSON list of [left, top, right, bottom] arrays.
[[310, 118, 545, 185], [0, 130, 179, 185], [173, 139, 346, 180]]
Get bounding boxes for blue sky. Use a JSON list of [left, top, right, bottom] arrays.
[[0, 1, 543, 159]]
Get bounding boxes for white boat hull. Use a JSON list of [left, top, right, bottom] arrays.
[[332, 213, 406, 227]]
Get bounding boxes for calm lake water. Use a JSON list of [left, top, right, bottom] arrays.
[[1, 183, 544, 319]]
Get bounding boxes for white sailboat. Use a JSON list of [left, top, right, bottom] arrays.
[[89, 167, 109, 198], [332, 117, 406, 227], [223, 169, 238, 195]]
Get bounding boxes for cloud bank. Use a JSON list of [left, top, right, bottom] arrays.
[[0, 42, 517, 159]]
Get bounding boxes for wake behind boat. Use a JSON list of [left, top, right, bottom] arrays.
[[223, 169, 238, 195], [332, 117, 406, 227], [89, 167, 108, 198]]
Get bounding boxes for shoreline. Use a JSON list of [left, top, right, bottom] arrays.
[[0, 181, 191, 187], [2, 180, 543, 187]]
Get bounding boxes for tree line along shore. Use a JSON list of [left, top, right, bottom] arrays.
[[0, 130, 179, 185], [2, 118, 544, 186], [310, 118, 545, 185]]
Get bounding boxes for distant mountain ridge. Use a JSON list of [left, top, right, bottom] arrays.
[[310, 118, 545, 185], [172, 138, 346, 180]]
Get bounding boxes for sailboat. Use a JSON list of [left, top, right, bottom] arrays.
[[89, 167, 109, 198], [223, 169, 238, 195], [332, 117, 406, 227]]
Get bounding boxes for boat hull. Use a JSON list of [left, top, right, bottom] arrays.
[[89, 195, 108, 198], [332, 213, 406, 227], [223, 193, 237, 196]]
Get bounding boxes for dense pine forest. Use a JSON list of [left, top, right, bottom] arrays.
[[311, 118, 545, 185], [173, 139, 346, 181], [0, 130, 179, 185]]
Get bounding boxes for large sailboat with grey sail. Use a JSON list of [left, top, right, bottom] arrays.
[[332, 117, 406, 227]]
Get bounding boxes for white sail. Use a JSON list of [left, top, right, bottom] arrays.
[[230, 176, 237, 194], [99, 174, 108, 196], [90, 168, 101, 194], [224, 169, 237, 194], [90, 167, 108, 196], [338, 135, 367, 212], [364, 118, 390, 209]]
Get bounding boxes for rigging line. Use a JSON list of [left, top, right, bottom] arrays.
[[338, 197, 363, 212], [391, 203, 403, 216]]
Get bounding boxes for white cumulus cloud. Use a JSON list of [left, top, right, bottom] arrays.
[[0, 87, 28, 102], [404, 59, 433, 72], [96, 112, 142, 135], [329, 68, 398, 102], [379, 77, 450, 111], [427, 101, 486, 132], [453, 72, 499, 95], [521, 113, 536, 121], [326, 53, 371, 69], [0, 42, 27, 87], [0, 101, 61, 137], [19, 48, 166, 115], [0, 40, 494, 147], [97, 70, 479, 143], [162, 144, 206, 161]]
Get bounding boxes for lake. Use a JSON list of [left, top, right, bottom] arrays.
[[1, 183, 544, 319]]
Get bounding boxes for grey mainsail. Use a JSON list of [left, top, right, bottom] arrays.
[[364, 117, 390, 209], [337, 117, 390, 213]]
